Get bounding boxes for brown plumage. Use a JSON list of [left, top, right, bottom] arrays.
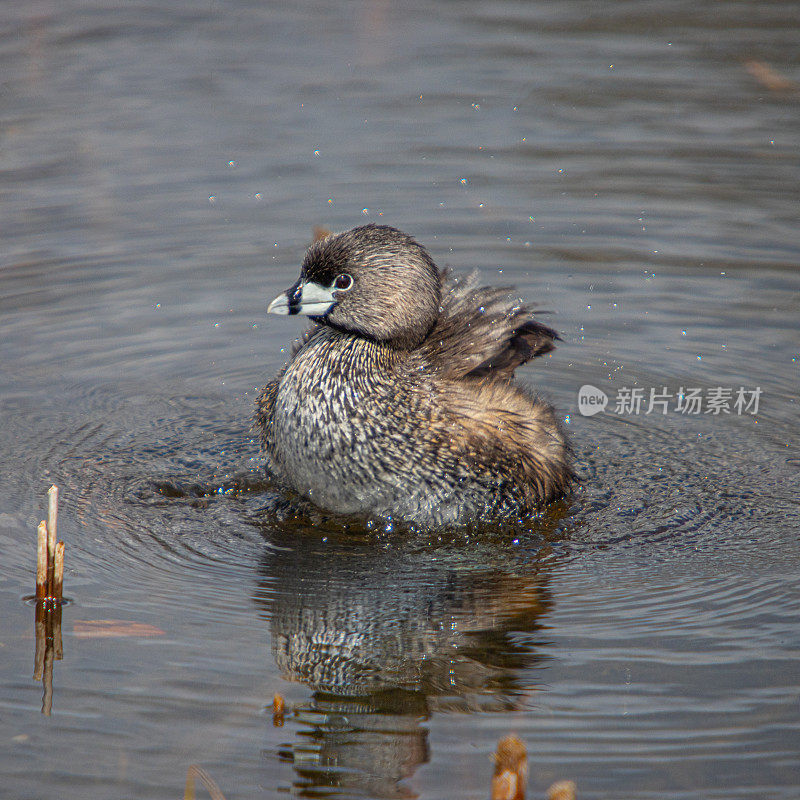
[[255, 224, 572, 527], [417, 270, 558, 380]]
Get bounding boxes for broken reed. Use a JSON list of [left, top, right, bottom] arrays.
[[36, 485, 64, 603]]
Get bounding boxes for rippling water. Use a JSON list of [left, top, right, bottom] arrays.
[[1, 1, 799, 798]]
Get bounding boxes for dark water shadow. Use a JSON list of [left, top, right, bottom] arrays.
[[251, 514, 569, 799]]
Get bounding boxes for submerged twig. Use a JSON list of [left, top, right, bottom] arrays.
[[41, 643, 54, 716], [33, 603, 45, 681], [744, 60, 798, 92], [184, 764, 228, 800]]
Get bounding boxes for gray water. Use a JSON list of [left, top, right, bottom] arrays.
[[1, 1, 799, 798]]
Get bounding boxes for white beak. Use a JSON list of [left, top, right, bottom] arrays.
[[267, 281, 337, 316]]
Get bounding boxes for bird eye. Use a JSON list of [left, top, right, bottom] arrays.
[[334, 274, 353, 291]]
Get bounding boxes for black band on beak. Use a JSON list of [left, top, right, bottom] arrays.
[[287, 278, 303, 315]]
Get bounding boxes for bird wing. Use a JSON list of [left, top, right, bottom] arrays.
[[417, 270, 559, 380]]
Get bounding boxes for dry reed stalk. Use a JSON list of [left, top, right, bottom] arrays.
[[491, 735, 527, 800], [36, 521, 48, 598], [272, 692, 285, 726], [33, 487, 66, 710], [47, 486, 58, 596], [54, 541, 65, 600], [546, 780, 577, 800], [47, 525, 56, 597], [47, 485, 58, 538]]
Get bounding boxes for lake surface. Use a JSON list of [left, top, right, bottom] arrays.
[[1, 1, 799, 798]]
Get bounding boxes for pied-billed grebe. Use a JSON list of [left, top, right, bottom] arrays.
[[256, 224, 572, 527]]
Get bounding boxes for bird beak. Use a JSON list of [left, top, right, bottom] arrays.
[[267, 279, 337, 316]]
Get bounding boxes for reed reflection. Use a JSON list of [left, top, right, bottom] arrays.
[[254, 522, 563, 798]]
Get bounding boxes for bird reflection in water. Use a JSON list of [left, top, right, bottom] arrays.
[[252, 516, 566, 798]]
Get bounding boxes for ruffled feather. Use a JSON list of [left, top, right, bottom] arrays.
[[415, 270, 558, 380]]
